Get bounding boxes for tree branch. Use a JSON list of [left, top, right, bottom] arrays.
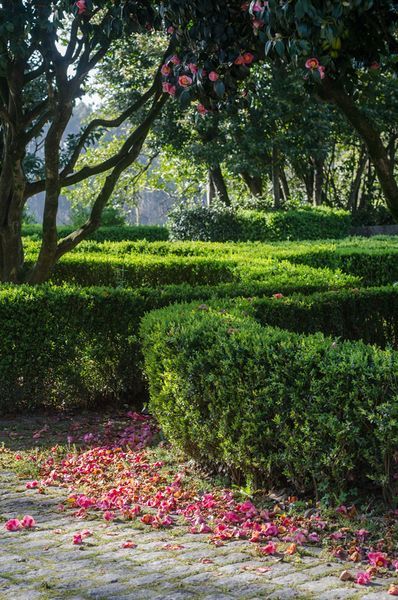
[[54, 94, 168, 259]]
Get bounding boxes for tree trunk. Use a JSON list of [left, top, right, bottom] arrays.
[[272, 145, 281, 209], [241, 172, 263, 197], [279, 167, 290, 203], [349, 147, 368, 212], [207, 168, 216, 206], [209, 163, 231, 206], [313, 157, 324, 206], [303, 170, 314, 205], [320, 78, 398, 221]]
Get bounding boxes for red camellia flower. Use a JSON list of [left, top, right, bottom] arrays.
[[273, 293, 284, 299], [234, 55, 245, 65], [162, 83, 176, 96], [370, 61, 380, 70], [197, 104, 208, 116], [73, 533, 83, 545], [161, 64, 172, 76], [209, 71, 219, 82], [305, 58, 320, 70], [178, 75, 193, 87], [243, 52, 255, 65]]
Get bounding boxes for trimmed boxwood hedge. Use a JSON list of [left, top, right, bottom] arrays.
[[0, 282, 395, 415], [24, 254, 356, 292], [140, 302, 398, 500], [249, 287, 398, 349], [168, 205, 351, 242], [22, 224, 169, 242]]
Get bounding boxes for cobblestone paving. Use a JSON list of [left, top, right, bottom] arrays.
[[1, 472, 397, 599]]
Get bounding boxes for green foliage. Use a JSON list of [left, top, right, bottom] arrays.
[[0, 253, 357, 414], [140, 302, 398, 499], [43, 254, 356, 291], [22, 225, 169, 243], [250, 287, 398, 349], [168, 205, 351, 242]]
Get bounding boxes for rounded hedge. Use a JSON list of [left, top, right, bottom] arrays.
[[140, 302, 398, 502]]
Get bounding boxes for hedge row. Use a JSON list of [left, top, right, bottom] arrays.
[[0, 283, 395, 414], [168, 205, 351, 242], [249, 287, 398, 349], [23, 237, 398, 288], [39, 255, 356, 292], [140, 302, 398, 500], [22, 224, 169, 242]]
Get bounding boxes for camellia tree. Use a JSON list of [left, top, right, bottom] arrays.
[[0, 0, 169, 283], [159, 0, 398, 218]]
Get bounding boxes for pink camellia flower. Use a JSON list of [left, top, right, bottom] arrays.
[[368, 551, 389, 568], [178, 75, 193, 87], [5, 519, 22, 532], [253, 19, 264, 29], [356, 571, 372, 585], [26, 480, 39, 489], [305, 57, 320, 70], [318, 65, 326, 79], [263, 523, 279, 537], [167, 26, 175, 34], [273, 293, 284, 299], [197, 104, 208, 116], [356, 529, 369, 541], [169, 55, 181, 65], [73, 533, 83, 545], [21, 515, 36, 529], [253, 0, 265, 11], [161, 64, 172, 76], [260, 541, 278, 555], [188, 63, 199, 74], [389, 585, 398, 596], [243, 52, 255, 65], [209, 71, 219, 82], [75, 0, 87, 15], [392, 559, 398, 571], [81, 529, 92, 538], [162, 83, 176, 96], [103, 511, 115, 522]]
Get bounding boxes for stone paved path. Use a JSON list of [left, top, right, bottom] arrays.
[[1, 472, 397, 600]]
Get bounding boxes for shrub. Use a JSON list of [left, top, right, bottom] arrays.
[[22, 224, 169, 242], [168, 205, 351, 242], [141, 303, 398, 500], [0, 268, 356, 413], [286, 247, 398, 286], [47, 255, 238, 288], [22, 251, 358, 291], [250, 287, 398, 349]]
